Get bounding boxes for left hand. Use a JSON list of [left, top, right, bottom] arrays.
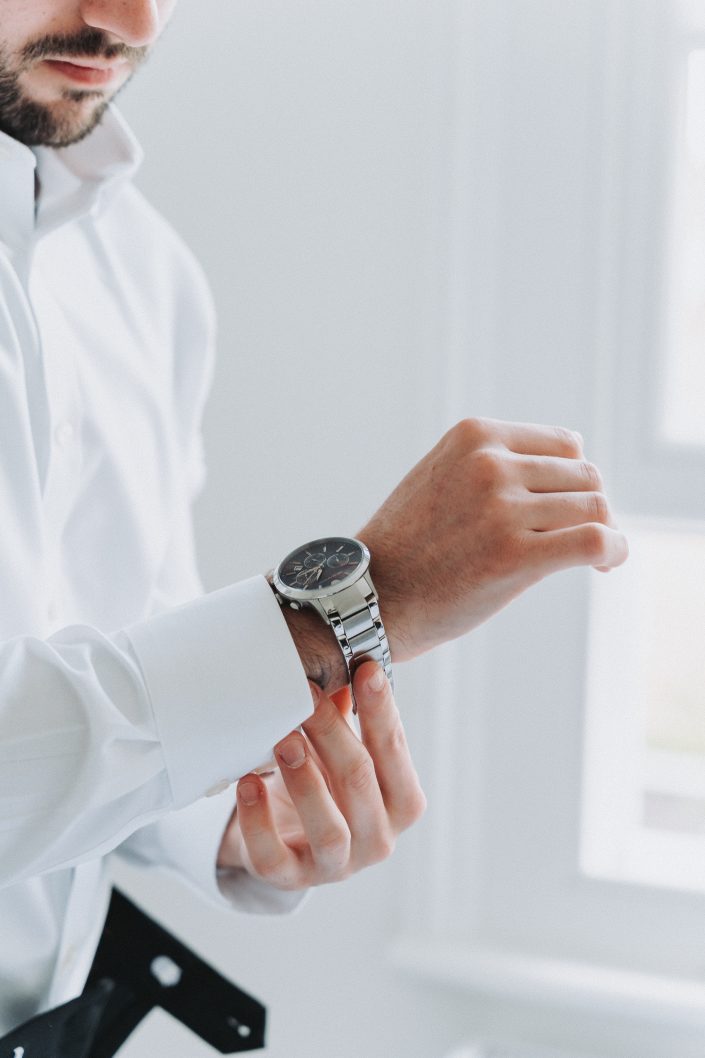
[[217, 662, 426, 889]]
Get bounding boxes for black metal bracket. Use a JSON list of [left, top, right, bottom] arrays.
[[1, 888, 266, 1057], [85, 888, 267, 1055]]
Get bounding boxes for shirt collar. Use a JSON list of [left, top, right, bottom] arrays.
[[0, 131, 38, 255], [0, 106, 143, 254]]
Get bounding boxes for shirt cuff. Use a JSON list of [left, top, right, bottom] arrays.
[[216, 865, 311, 915], [125, 575, 313, 808]]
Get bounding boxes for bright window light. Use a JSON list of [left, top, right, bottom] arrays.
[[581, 522, 705, 893]]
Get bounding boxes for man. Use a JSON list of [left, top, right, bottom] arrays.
[[0, 0, 628, 1043]]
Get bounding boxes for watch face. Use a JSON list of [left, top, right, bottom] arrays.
[[276, 537, 368, 597]]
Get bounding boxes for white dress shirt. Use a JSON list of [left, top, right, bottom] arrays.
[[0, 107, 313, 1034]]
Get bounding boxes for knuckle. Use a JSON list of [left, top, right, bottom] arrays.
[[343, 753, 376, 793], [316, 827, 350, 866], [367, 833, 396, 865], [469, 447, 507, 492], [249, 847, 290, 882], [382, 716, 409, 757], [579, 460, 603, 490], [582, 522, 608, 561], [303, 701, 339, 740], [404, 786, 428, 827], [587, 491, 609, 525], [554, 425, 583, 456], [451, 416, 491, 449]]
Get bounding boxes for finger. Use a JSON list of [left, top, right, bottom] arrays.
[[523, 490, 617, 531], [302, 696, 392, 866], [511, 453, 604, 494], [236, 773, 307, 889], [330, 683, 362, 741], [273, 731, 352, 878], [488, 420, 584, 459], [353, 662, 427, 832], [330, 685, 354, 717], [527, 522, 629, 573]]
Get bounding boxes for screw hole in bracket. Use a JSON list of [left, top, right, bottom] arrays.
[[227, 1015, 252, 1038], [150, 955, 182, 988]]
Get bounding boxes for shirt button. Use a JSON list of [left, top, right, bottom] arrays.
[[54, 421, 75, 449], [61, 942, 78, 971], [205, 779, 232, 798]]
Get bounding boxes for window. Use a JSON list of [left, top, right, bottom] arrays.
[[582, 521, 705, 893], [582, 11, 705, 896]]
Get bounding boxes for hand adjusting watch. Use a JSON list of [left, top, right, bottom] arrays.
[[272, 537, 394, 713]]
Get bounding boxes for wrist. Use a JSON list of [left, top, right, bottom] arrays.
[[267, 573, 348, 696], [356, 531, 415, 663]]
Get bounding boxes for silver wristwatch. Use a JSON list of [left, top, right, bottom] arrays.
[[272, 536, 393, 712]]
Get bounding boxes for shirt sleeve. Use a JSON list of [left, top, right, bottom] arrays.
[[114, 478, 312, 914], [0, 578, 313, 891]]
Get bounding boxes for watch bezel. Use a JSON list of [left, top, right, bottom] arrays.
[[273, 536, 371, 603]]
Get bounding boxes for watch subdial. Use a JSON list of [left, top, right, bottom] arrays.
[[326, 551, 352, 570], [294, 567, 323, 588]]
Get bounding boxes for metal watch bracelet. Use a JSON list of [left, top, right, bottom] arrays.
[[319, 575, 394, 712]]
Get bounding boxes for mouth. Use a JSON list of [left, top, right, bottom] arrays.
[[41, 58, 130, 88]]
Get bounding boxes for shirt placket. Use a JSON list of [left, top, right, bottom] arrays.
[[30, 263, 85, 629]]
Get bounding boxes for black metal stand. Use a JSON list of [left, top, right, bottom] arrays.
[[0, 888, 267, 1057], [0, 979, 115, 1058]]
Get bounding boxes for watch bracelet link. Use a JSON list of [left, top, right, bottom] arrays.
[[324, 581, 394, 711]]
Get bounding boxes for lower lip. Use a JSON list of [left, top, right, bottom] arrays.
[[43, 60, 126, 87]]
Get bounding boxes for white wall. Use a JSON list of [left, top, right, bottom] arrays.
[[115, 3, 476, 1056]]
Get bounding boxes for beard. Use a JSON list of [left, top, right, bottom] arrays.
[[0, 68, 112, 148], [0, 29, 148, 148]]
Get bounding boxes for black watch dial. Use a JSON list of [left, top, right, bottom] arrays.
[[277, 537, 365, 593]]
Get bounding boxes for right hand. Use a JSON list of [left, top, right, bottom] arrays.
[[359, 417, 628, 662], [220, 663, 426, 888]]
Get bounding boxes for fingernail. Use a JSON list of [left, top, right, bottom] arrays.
[[238, 780, 260, 805], [277, 736, 307, 769], [367, 665, 386, 693], [308, 681, 321, 708]]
